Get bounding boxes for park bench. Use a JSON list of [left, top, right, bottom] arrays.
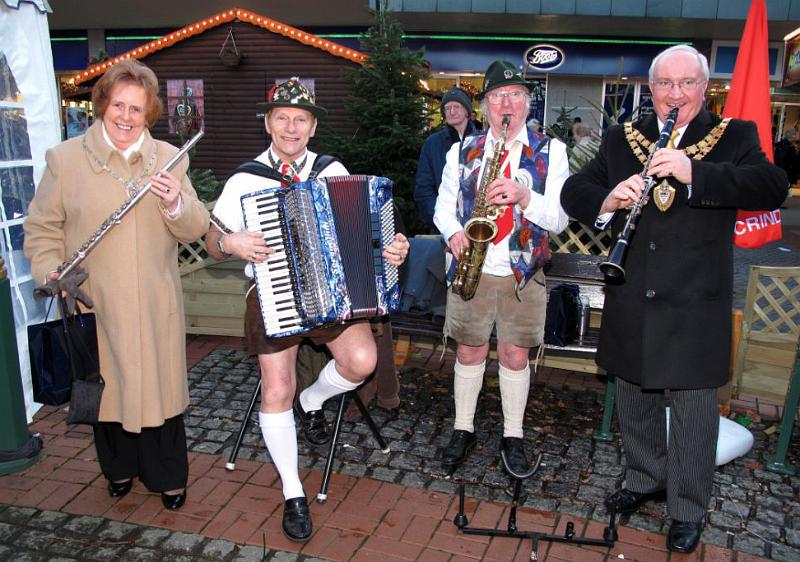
[[391, 248, 607, 376]]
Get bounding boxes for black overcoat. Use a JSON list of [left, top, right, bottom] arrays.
[[561, 110, 788, 389]]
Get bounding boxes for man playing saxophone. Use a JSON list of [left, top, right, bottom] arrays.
[[433, 60, 569, 474]]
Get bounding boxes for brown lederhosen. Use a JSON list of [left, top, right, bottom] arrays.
[[244, 283, 366, 354]]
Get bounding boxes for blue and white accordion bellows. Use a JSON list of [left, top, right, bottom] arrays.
[[241, 175, 400, 339]]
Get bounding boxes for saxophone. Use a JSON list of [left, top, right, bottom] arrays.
[[451, 115, 510, 301]]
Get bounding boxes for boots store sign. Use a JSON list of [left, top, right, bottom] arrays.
[[525, 44, 565, 72]]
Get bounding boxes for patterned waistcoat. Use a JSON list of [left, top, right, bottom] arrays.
[[447, 129, 552, 290]]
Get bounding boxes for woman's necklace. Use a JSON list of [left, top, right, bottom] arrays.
[[83, 137, 158, 197]]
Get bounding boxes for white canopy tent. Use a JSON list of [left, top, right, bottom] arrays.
[[0, 0, 62, 419]]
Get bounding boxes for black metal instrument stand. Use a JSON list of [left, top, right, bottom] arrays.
[[453, 451, 618, 561], [316, 389, 390, 503]]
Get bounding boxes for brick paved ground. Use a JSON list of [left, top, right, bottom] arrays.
[[0, 334, 797, 561], [0, 198, 796, 561]]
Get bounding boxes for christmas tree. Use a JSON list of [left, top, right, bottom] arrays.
[[319, 1, 429, 233]]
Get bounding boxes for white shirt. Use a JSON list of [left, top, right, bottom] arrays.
[[212, 146, 349, 277], [434, 126, 569, 277]]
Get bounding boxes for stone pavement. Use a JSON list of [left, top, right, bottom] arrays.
[[0, 334, 798, 562], [0, 197, 797, 561]]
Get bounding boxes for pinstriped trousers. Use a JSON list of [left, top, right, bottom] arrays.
[[615, 377, 719, 522]]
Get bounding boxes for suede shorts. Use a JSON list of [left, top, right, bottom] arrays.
[[444, 270, 546, 348], [244, 284, 365, 354]]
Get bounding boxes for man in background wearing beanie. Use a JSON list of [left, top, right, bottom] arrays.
[[414, 87, 477, 230]]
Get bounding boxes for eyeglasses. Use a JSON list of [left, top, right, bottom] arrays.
[[652, 78, 705, 92], [486, 90, 526, 104], [443, 104, 466, 113]]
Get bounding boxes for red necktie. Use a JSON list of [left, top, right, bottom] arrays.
[[492, 150, 514, 244], [279, 163, 300, 186]]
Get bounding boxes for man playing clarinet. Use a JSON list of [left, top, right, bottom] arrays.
[[561, 45, 788, 553], [206, 78, 409, 542]]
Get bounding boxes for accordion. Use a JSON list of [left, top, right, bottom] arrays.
[[241, 175, 400, 339]]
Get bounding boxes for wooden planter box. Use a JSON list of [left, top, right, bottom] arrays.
[[182, 255, 248, 337]]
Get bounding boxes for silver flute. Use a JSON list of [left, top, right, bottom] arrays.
[[57, 130, 204, 278]]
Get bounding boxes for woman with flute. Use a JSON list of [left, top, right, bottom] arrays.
[[24, 60, 209, 510]]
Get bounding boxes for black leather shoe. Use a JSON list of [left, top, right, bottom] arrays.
[[442, 430, 477, 471], [604, 488, 664, 515], [668, 520, 703, 553], [293, 397, 331, 446], [107, 479, 132, 498], [161, 490, 186, 510], [500, 437, 530, 475], [282, 497, 313, 542]]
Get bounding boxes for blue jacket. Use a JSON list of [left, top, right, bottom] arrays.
[[414, 122, 477, 227]]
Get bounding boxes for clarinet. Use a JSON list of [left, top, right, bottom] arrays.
[[57, 130, 204, 279], [599, 108, 679, 283]]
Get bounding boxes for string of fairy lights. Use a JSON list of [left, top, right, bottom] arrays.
[[70, 7, 367, 85]]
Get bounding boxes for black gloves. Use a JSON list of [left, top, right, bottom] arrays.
[[33, 266, 94, 315]]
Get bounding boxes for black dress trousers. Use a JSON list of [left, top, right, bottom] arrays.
[[93, 414, 189, 492]]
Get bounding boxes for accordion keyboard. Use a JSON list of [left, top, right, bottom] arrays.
[[243, 191, 304, 335]]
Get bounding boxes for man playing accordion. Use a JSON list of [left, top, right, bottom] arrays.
[[205, 78, 409, 542]]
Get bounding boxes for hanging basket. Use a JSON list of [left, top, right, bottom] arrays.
[[219, 27, 242, 67], [219, 51, 242, 67]]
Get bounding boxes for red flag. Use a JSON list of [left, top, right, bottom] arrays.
[[722, 0, 782, 248]]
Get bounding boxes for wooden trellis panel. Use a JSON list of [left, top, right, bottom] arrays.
[[550, 220, 611, 256], [733, 266, 800, 402]]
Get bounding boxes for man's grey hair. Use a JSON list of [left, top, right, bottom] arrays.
[[648, 45, 709, 82], [479, 90, 532, 126]]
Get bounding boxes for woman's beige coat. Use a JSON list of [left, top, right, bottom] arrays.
[[24, 121, 210, 432]]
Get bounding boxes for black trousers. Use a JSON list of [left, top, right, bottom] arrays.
[[615, 377, 719, 522], [93, 414, 189, 492]]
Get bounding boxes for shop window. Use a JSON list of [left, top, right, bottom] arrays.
[[528, 77, 546, 125], [602, 81, 652, 128], [167, 79, 204, 138]]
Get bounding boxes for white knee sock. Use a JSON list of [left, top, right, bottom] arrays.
[[499, 363, 531, 438], [259, 411, 304, 500], [300, 359, 359, 412], [453, 360, 486, 433]]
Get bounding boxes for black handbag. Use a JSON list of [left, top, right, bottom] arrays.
[[28, 297, 72, 405], [544, 283, 582, 347], [27, 297, 104, 424]]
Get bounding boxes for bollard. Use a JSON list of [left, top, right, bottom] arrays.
[[0, 257, 42, 475], [593, 374, 616, 441]]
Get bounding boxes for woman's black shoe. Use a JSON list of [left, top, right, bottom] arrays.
[[161, 490, 186, 510], [282, 497, 313, 542], [107, 480, 132, 498]]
